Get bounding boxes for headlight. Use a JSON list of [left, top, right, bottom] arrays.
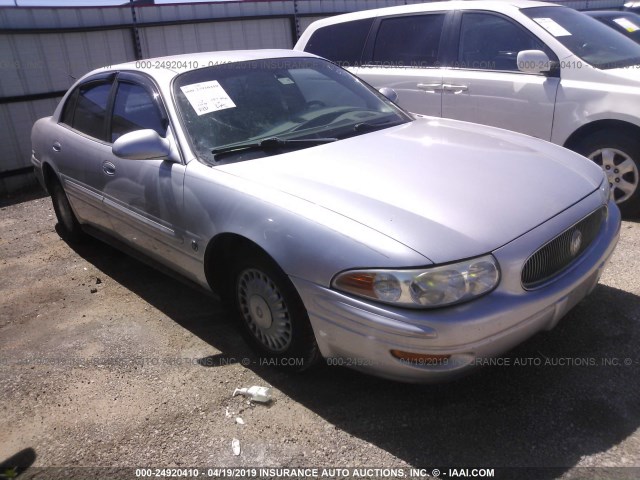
[[600, 173, 612, 203], [332, 254, 500, 309]]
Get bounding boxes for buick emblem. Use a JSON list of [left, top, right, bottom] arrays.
[[570, 230, 583, 257]]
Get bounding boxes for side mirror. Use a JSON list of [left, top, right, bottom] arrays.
[[379, 87, 398, 103], [517, 50, 552, 74], [112, 129, 171, 160]]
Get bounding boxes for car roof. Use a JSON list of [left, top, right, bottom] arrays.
[[301, 0, 557, 27], [87, 49, 318, 84]]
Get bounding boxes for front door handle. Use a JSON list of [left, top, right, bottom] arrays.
[[443, 84, 469, 94], [52, 142, 61, 152], [102, 161, 116, 176], [417, 83, 444, 92]]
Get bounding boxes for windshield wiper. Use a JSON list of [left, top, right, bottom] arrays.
[[212, 137, 338, 157], [353, 120, 403, 133]]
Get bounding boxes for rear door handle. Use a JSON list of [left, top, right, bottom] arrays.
[[102, 161, 116, 176], [417, 83, 444, 92], [52, 142, 61, 152], [443, 84, 468, 94]]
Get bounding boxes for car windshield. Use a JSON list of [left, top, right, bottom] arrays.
[[601, 13, 640, 44], [523, 6, 640, 69], [173, 57, 410, 163]]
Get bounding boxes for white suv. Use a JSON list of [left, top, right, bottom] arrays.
[[295, 0, 640, 216]]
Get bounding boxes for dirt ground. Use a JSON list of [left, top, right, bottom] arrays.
[[1, 194, 639, 480]]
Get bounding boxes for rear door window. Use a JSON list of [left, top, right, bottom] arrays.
[[304, 18, 374, 67], [70, 82, 113, 140]]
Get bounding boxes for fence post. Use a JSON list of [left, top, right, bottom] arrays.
[[293, 0, 300, 41], [129, 0, 144, 60]]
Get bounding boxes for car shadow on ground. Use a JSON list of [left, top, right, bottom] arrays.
[[0, 186, 47, 208], [69, 236, 640, 479], [0, 447, 36, 478]]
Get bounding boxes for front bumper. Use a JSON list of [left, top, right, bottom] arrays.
[[291, 195, 621, 383]]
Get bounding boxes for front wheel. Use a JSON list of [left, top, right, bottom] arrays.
[[573, 131, 640, 217], [230, 252, 320, 371]]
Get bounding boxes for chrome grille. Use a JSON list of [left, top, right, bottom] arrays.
[[522, 207, 606, 289]]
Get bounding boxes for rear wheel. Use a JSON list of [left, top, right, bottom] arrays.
[[573, 130, 640, 217], [50, 179, 85, 242], [230, 251, 320, 371]]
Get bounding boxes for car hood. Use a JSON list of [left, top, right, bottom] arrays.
[[218, 118, 603, 263]]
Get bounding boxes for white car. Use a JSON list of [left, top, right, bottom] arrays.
[[295, 0, 640, 216]]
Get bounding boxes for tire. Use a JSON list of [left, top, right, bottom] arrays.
[[50, 179, 85, 242], [230, 251, 320, 371], [573, 130, 640, 217]]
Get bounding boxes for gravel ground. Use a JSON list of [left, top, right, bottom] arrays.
[[1, 194, 639, 480]]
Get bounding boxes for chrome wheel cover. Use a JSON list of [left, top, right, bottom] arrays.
[[237, 268, 292, 352], [589, 148, 639, 204]]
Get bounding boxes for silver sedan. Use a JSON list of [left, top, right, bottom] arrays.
[[31, 50, 620, 382]]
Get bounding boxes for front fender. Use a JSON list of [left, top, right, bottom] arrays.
[[552, 79, 640, 146], [183, 160, 430, 288]]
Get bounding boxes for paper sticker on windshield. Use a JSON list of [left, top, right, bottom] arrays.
[[613, 17, 640, 32], [180, 80, 236, 116], [533, 18, 572, 37]]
